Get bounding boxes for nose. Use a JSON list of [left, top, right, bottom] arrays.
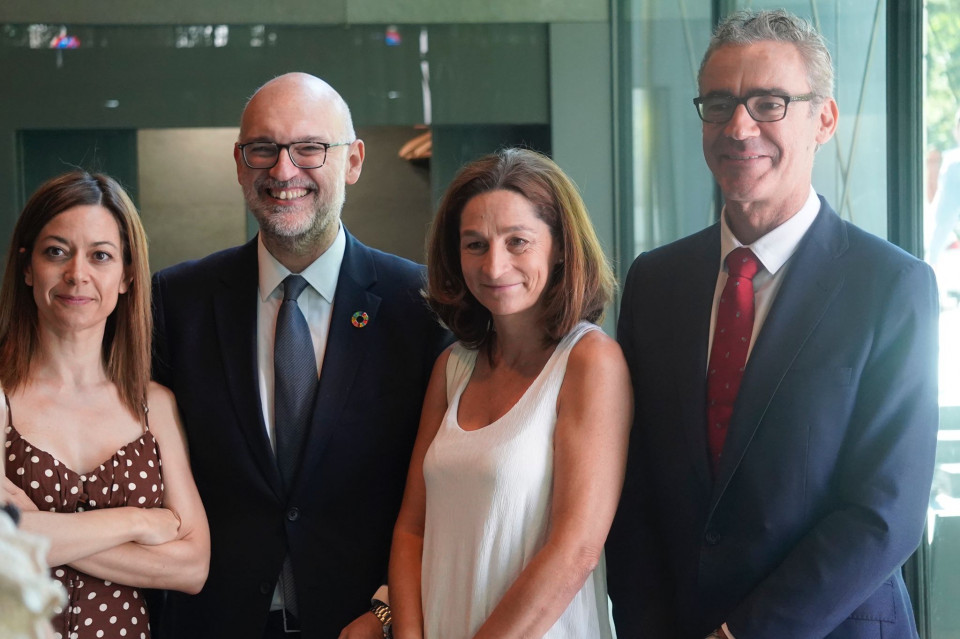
[[722, 103, 760, 141], [64, 255, 88, 284], [268, 147, 300, 182], [481, 245, 509, 279]]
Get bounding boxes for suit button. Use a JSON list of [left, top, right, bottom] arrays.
[[259, 582, 272, 595], [704, 529, 721, 546], [287, 507, 300, 521]]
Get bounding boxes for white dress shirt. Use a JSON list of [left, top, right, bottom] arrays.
[[256, 225, 345, 451], [708, 186, 822, 365]]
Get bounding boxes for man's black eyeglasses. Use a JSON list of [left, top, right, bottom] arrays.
[[236, 140, 352, 169], [693, 93, 817, 124]]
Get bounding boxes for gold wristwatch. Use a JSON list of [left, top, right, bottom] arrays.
[[370, 599, 392, 639]]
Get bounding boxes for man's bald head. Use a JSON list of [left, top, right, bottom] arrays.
[[240, 72, 356, 143]]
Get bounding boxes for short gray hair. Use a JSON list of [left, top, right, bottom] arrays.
[[698, 9, 834, 100]]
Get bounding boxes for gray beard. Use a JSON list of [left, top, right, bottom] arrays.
[[245, 184, 345, 256]]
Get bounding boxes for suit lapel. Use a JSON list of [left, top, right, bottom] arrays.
[[212, 238, 283, 498], [297, 232, 381, 485], [674, 227, 721, 495], [710, 200, 848, 509]]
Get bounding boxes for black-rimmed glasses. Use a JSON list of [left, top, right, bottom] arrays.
[[236, 140, 352, 169], [692, 93, 817, 124]]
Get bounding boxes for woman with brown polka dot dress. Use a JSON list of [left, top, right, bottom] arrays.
[[0, 172, 210, 639]]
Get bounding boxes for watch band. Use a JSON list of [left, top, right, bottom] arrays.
[[370, 599, 392, 639]]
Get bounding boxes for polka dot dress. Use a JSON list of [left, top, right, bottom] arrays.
[[4, 404, 163, 639]]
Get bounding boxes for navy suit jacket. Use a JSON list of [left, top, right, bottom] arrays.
[[151, 231, 450, 638], [607, 198, 939, 639]]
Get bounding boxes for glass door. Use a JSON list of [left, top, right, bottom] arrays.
[[924, 1, 960, 636]]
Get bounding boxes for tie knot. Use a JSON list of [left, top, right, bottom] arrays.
[[725, 247, 760, 280], [282, 275, 309, 302]]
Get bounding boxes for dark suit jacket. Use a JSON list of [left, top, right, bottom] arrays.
[[607, 198, 939, 639], [151, 231, 450, 638]]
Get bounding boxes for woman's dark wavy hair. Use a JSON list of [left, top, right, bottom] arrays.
[[0, 171, 151, 419], [426, 148, 615, 350]]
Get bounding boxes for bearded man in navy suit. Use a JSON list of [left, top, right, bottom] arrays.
[[151, 73, 449, 639], [607, 10, 939, 639]]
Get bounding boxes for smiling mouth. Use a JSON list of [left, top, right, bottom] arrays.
[[267, 188, 311, 200]]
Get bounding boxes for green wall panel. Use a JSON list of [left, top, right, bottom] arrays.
[[349, 0, 607, 24], [0, 0, 348, 26], [0, 0, 606, 25]]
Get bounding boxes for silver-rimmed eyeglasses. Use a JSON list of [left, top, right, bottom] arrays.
[[236, 140, 352, 169], [692, 93, 817, 124]]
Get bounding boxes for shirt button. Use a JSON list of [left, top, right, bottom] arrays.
[[259, 582, 272, 595], [704, 529, 721, 546], [286, 507, 300, 522]]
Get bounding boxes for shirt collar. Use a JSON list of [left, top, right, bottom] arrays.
[[258, 223, 346, 303], [719, 185, 820, 275]]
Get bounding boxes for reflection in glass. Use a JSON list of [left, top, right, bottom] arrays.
[[925, 1, 960, 636]]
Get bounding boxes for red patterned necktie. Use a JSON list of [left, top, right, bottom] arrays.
[[707, 247, 761, 474]]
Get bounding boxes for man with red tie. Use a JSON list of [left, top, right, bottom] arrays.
[[607, 9, 939, 639]]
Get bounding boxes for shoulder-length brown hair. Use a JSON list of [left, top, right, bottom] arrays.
[[0, 171, 151, 419], [426, 148, 615, 349]]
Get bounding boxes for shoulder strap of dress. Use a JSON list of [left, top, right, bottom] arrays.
[[548, 321, 602, 376], [1, 391, 11, 458], [3, 391, 10, 429], [141, 400, 150, 433], [444, 343, 477, 403], [559, 321, 601, 351]]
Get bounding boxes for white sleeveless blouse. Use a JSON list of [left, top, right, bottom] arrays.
[[421, 321, 615, 639]]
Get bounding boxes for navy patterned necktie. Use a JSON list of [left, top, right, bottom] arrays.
[[274, 274, 317, 490]]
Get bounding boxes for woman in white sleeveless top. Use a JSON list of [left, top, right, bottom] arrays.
[[390, 149, 632, 639]]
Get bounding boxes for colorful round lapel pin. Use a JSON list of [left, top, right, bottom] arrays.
[[351, 311, 369, 328]]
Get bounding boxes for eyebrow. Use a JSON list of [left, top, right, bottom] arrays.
[[701, 88, 794, 98], [240, 136, 330, 144], [41, 234, 120, 249], [460, 225, 537, 237]]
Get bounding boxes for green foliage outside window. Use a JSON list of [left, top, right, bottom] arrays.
[[927, 0, 960, 150]]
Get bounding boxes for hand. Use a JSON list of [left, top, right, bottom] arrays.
[[132, 507, 181, 545], [3, 477, 39, 512], [338, 612, 385, 639]]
